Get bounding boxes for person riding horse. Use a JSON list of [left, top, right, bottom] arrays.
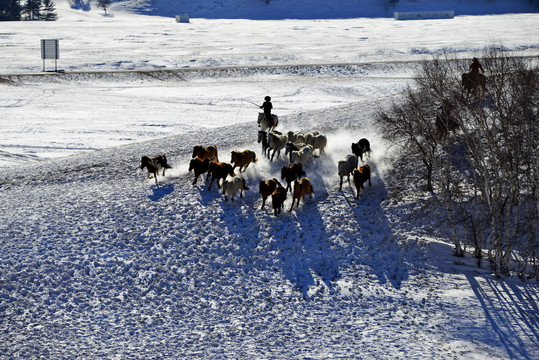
[[469, 57, 484, 80], [260, 96, 274, 128], [462, 57, 487, 97]]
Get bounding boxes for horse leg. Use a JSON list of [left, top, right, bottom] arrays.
[[289, 198, 296, 212]]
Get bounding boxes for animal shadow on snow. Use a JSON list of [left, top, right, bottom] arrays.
[[341, 162, 410, 289], [266, 174, 342, 301], [148, 183, 175, 201]]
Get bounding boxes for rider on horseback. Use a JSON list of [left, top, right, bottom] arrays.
[[469, 57, 484, 79], [260, 96, 274, 128]]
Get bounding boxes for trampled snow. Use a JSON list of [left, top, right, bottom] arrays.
[[0, 0, 538, 359]]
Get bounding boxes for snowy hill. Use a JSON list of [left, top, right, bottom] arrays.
[[113, 0, 538, 19], [1, 0, 538, 359]]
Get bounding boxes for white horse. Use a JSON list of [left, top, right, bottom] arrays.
[[258, 113, 279, 132], [306, 133, 327, 156], [287, 130, 306, 145], [290, 144, 314, 165], [267, 131, 287, 161]]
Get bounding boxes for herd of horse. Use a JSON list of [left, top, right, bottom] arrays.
[[140, 71, 485, 212], [140, 115, 373, 215]]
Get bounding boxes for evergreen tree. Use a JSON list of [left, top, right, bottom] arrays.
[[0, 0, 21, 21], [23, 0, 41, 19], [97, 0, 110, 14], [40, 0, 56, 20]]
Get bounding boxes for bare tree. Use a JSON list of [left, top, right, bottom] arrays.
[[377, 48, 538, 278], [377, 86, 439, 192]]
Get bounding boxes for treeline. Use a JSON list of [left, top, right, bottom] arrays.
[[0, 0, 57, 21], [377, 48, 538, 279]]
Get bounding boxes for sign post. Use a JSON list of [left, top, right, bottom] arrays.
[[41, 39, 59, 72]]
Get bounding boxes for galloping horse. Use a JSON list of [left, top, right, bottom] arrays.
[[462, 72, 486, 98], [258, 113, 279, 132], [192, 145, 219, 163]]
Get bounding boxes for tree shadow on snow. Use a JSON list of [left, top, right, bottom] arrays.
[[427, 238, 539, 358], [464, 274, 539, 359]]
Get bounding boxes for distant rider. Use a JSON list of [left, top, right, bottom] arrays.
[[469, 57, 484, 78], [260, 96, 273, 128]]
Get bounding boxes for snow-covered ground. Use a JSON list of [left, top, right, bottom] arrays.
[[1, 0, 538, 359]]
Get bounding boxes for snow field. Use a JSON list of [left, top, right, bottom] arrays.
[[1, 2, 539, 358], [3, 94, 537, 358]]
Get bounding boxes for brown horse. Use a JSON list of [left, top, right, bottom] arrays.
[[462, 72, 486, 98], [281, 163, 306, 192], [188, 157, 210, 185], [435, 114, 460, 140], [271, 185, 287, 216], [192, 145, 219, 162], [289, 178, 313, 212], [353, 164, 372, 199], [259, 178, 282, 210], [231, 150, 257, 172], [207, 161, 235, 190]]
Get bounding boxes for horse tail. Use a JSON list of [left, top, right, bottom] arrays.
[[162, 155, 172, 169], [251, 151, 258, 163]]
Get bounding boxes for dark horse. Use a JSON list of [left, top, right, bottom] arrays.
[[435, 99, 459, 140], [462, 72, 486, 98]]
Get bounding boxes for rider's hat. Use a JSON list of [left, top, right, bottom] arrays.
[[265, 96, 271, 101]]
